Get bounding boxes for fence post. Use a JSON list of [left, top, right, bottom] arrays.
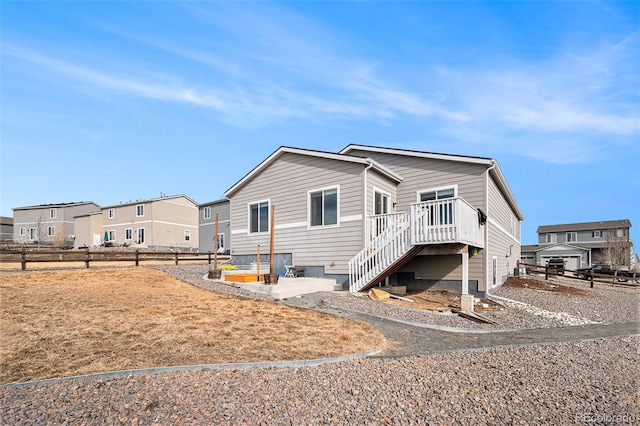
[[21, 248, 26, 271], [85, 248, 90, 269], [135, 249, 140, 267], [589, 268, 593, 288], [545, 266, 549, 280], [175, 251, 179, 266], [208, 251, 212, 265]]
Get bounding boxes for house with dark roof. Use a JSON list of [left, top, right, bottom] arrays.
[[224, 145, 523, 297], [521, 219, 633, 270]]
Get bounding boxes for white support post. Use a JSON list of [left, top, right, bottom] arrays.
[[461, 251, 469, 295]]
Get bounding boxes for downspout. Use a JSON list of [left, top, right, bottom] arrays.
[[363, 160, 375, 246], [484, 160, 497, 298]]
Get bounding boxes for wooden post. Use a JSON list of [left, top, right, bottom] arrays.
[[589, 268, 594, 288], [208, 251, 211, 265], [257, 245, 261, 282], [21, 248, 26, 271], [135, 249, 140, 267], [175, 251, 179, 265], [545, 266, 549, 280], [85, 248, 90, 269]]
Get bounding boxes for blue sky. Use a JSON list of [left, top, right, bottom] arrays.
[[1, 1, 638, 245]]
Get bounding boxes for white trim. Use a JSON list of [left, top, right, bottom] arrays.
[[340, 144, 494, 166], [372, 186, 391, 215], [203, 207, 211, 220], [247, 199, 271, 235], [152, 220, 198, 229], [307, 185, 340, 229], [416, 184, 458, 202], [276, 221, 308, 230], [184, 230, 192, 242], [487, 217, 521, 244], [231, 228, 248, 235], [341, 214, 362, 223]]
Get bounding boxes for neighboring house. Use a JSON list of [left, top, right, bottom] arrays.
[[0, 216, 13, 240], [94, 195, 199, 250], [224, 145, 523, 296], [522, 219, 633, 269], [13, 202, 101, 245], [199, 198, 231, 254]]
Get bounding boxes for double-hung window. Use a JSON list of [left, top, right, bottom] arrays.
[[47, 226, 55, 236], [566, 232, 577, 243], [108, 209, 115, 219], [50, 208, 57, 219], [125, 229, 133, 240], [136, 204, 145, 217], [592, 230, 602, 238], [309, 187, 338, 227], [217, 234, 225, 252], [108, 230, 116, 241], [184, 230, 191, 241], [545, 233, 557, 244], [203, 207, 211, 220], [249, 201, 269, 234]]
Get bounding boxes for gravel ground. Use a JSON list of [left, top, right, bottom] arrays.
[[2, 336, 638, 425], [155, 265, 639, 331]]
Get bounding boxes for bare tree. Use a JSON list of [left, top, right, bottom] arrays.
[[599, 228, 631, 270], [33, 214, 49, 246], [53, 223, 68, 248]]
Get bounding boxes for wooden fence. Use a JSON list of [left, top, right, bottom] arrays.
[[517, 261, 639, 288], [0, 249, 231, 271]]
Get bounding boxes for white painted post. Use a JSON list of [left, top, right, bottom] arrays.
[[462, 251, 469, 295]]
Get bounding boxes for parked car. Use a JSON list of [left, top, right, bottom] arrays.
[[546, 258, 565, 274], [574, 265, 638, 283]]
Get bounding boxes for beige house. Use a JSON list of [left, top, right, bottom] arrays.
[[13, 202, 101, 246], [93, 195, 199, 250], [225, 145, 523, 296]]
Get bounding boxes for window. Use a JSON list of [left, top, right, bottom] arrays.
[[19, 227, 26, 236], [125, 229, 133, 240], [418, 186, 456, 225], [217, 234, 225, 252], [249, 201, 269, 233], [374, 189, 390, 215], [203, 207, 211, 220], [108, 230, 116, 241], [309, 187, 338, 227], [566, 232, 577, 242], [136, 205, 144, 217], [50, 208, 57, 219], [29, 228, 37, 240], [137, 228, 145, 244], [108, 209, 115, 218], [592, 230, 602, 238], [47, 226, 55, 236], [184, 230, 191, 241], [545, 233, 557, 244]]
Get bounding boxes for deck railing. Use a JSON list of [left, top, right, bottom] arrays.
[[351, 198, 484, 292]]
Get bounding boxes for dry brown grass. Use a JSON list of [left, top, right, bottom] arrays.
[[0, 267, 385, 383]]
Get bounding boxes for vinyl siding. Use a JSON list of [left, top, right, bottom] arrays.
[[486, 174, 521, 291], [229, 152, 366, 274], [13, 203, 100, 242], [200, 201, 231, 253]]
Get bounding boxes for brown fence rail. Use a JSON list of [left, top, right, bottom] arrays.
[[517, 261, 639, 287], [0, 249, 231, 271]]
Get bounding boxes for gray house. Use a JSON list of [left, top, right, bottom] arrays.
[[0, 216, 13, 241], [522, 219, 633, 269], [199, 198, 231, 254], [224, 145, 523, 296], [13, 202, 101, 246]]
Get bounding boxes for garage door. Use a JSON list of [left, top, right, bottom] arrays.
[[541, 256, 580, 272]]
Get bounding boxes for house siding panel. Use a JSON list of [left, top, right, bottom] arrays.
[[230, 152, 365, 274], [486, 174, 521, 291]]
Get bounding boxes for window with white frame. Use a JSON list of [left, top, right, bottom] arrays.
[[136, 204, 144, 217], [309, 187, 338, 227], [108, 209, 115, 218], [217, 234, 225, 252], [47, 226, 55, 236], [108, 230, 116, 241], [203, 207, 211, 220], [137, 228, 145, 244], [249, 200, 269, 233], [418, 186, 456, 225], [374, 189, 390, 215], [19, 227, 26, 236], [29, 228, 37, 240], [545, 233, 557, 243], [125, 229, 133, 240], [50, 208, 57, 219], [566, 232, 577, 242], [184, 230, 191, 241], [592, 230, 602, 238]]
